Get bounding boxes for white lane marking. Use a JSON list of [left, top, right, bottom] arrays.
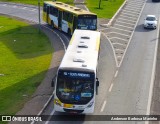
[[13, 5, 17, 8], [100, 100, 107, 112], [107, 32, 130, 37], [125, 6, 141, 10], [121, 12, 139, 17], [109, 83, 114, 92], [98, 27, 109, 31], [115, 24, 134, 29], [22, 7, 27, 9], [120, 15, 138, 20], [116, 20, 135, 26], [145, 18, 160, 124], [115, 49, 125, 52], [112, 42, 126, 46], [31, 9, 36, 11], [45, 109, 56, 124], [123, 8, 140, 12], [111, 27, 133, 33], [122, 10, 139, 14], [114, 70, 118, 78], [118, 18, 137, 23], [126, 2, 144, 6], [109, 37, 128, 42], [127, 1, 144, 5], [127, 3, 143, 8], [117, 56, 122, 59], [127, 0, 145, 3], [2, 4, 7, 6]]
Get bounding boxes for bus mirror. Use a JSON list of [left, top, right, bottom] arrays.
[[96, 78, 99, 95], [96, 80, 99, 87], [51, 79, 54, 87], [96, 78, 99, 87]]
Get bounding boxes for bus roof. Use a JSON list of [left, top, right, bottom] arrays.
[[44, 1, 97, 16], [59, 29, 101, 72]]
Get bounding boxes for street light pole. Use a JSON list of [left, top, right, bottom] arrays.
[[38, 0, 41, 33]]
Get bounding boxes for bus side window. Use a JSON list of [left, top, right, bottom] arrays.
[[68, 13, 73, 23], [50, 6, 58, 17], [63, 11, 68, 21]]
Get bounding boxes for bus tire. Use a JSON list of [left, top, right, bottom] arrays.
[[68, 28, 71, 36], [51, 21, 54, 29]]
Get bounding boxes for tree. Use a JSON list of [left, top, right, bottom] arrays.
[[99, 0, 102, 9]]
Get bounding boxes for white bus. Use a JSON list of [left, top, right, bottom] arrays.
[[52, 29, 101, 114]]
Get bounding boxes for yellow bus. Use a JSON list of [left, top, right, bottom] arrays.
[[43, 1, 97, 35]]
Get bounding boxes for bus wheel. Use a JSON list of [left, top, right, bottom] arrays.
[[51, 21, 54, 29], [68, 28, 71, 36]]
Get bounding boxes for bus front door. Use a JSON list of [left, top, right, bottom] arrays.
[[46, 6, 49, 24], [58, 10, 62, 29]]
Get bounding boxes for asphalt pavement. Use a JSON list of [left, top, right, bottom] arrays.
[[0, 1, 160, 124]]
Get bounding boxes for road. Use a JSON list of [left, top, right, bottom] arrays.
[[0, 1, 160, 124], [101, 0, 146, 67], [44, 0, 160, 124]]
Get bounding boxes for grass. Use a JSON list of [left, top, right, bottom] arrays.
[[0, 0, 124, 18], [86, 0, 124, 18], [0, 15, 52, 115]]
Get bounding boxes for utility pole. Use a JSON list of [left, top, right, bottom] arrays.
[[38, 0, 41, 33]]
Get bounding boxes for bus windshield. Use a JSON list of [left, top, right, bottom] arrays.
[[56, 70, 95, 104], [77, 15, 97, 30]]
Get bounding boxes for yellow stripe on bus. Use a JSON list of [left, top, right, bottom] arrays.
[[69, 34, 75, 45], [96, 35, 100, 51], [64, 104, 73, 108]]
